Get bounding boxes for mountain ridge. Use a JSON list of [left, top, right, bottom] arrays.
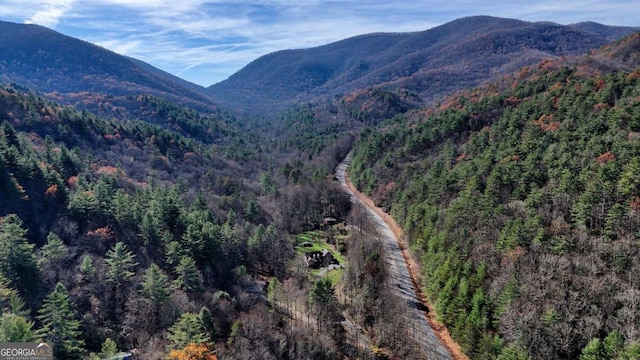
[[207, 16, 638, 112], [0, 20, 215, 111]]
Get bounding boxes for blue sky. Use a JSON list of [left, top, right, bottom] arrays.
[[0, 1, 638, 87]]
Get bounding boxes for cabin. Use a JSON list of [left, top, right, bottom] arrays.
[[304, 249, 339, 269]]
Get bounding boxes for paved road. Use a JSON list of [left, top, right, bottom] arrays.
[[336, 153, 452, 360]]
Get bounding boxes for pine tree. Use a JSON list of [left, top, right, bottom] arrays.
[[167, 313, 208, 350], [78, 255, 95, 281], [37, 282, 85, 359], [105, 241, 137, 287], [174, 256, 203, 294], [140, 263, 171, 305], [0, 214, 38, 293], [100, 337, 118, 358], [198, 306, 217, 342], [0, 313, 36, 342], [40, 232, 67, 264]]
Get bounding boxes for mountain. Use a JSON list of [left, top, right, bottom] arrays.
[[347, 31, 640, 359], [0, 21, 214, 110], [207, 16, 637, 112]]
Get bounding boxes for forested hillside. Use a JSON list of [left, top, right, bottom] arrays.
[[208, 16, 637, 112], [0, 21, 214, 110], [0, 83, 363, 359], [349, 32, 640, 359]]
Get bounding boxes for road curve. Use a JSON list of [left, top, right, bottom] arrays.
[[336, 152, 453, 360]]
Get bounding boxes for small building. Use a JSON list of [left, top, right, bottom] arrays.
[[304, 249, 339, 269], [323, 217, 339, 226]]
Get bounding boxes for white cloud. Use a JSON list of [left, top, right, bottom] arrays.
[[25, 0, 77, 27], [1, 0, 639, 86]]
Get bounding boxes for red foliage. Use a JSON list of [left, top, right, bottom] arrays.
[[67, 176, 78, 188], [503, 96, 521, 106], [534, 114, 560, 132], [597, 151, 616, 164]]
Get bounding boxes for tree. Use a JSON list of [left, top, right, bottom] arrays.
[[105, 241, 137, 287], [168, 343, 217, 360], [139, 263, 170, 305], [37, 282, 85, 359], [39, 232, 68, 284], [174, 256, 203, 294], [167, 313, 208, 350], [78, 255, 95, 282], [0, 214, 38, 293], [198, 306, 217, 342], [99, 337, 118, 358], [0, 273, 27, 316], [309, 278, 337, 322], [41, 233, 66, 262], [0, 313, 36, 342]]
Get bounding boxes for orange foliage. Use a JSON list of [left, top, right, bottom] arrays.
[[550, 82, 563, 91], [593, 102, 610, 113], [597, 151, 615, 164], [534, 114, 560, 132], [630, 197, 640, 215], [96, 165, 119, 176], [538, 58, 556, 71], [455, 153, 468, 162], [87, 226, 113, 238], [627, 71, 640, 81], [44, 184, 58, 196], [167, 343, 217, 360]]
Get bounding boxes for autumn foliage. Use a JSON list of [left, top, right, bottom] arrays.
[[167, 343, 217, 360]]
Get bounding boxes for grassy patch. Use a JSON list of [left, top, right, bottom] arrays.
[[294, 228, 346, 278], [325, 268, 343, 285]]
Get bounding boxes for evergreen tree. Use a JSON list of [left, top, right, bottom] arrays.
[[0, 313, 36, 342], [0, 214, 38, 293], [174, 256, 203, 294], [39, 232, 67, 264], [99, 337, 118, 358], [167, 312, 208, 350], [105, 241, 137, 287], [199, 306, 217, 342], [37, 282, 85, 359], [78, 255, 95, 281], [140, 263, 171, 305]]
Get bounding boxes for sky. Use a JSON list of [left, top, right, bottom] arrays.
[[0, 1, 638, 87]]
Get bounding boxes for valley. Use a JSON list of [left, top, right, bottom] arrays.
[[336, 153, 458, 360], [0, 13, 639, 360]]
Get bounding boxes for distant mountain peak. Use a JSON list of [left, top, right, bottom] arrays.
[[0, 20, 215, 110], [207, 16, 637, 113]]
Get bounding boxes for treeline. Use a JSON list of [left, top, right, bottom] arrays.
[[350, 66, 640, 359]]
